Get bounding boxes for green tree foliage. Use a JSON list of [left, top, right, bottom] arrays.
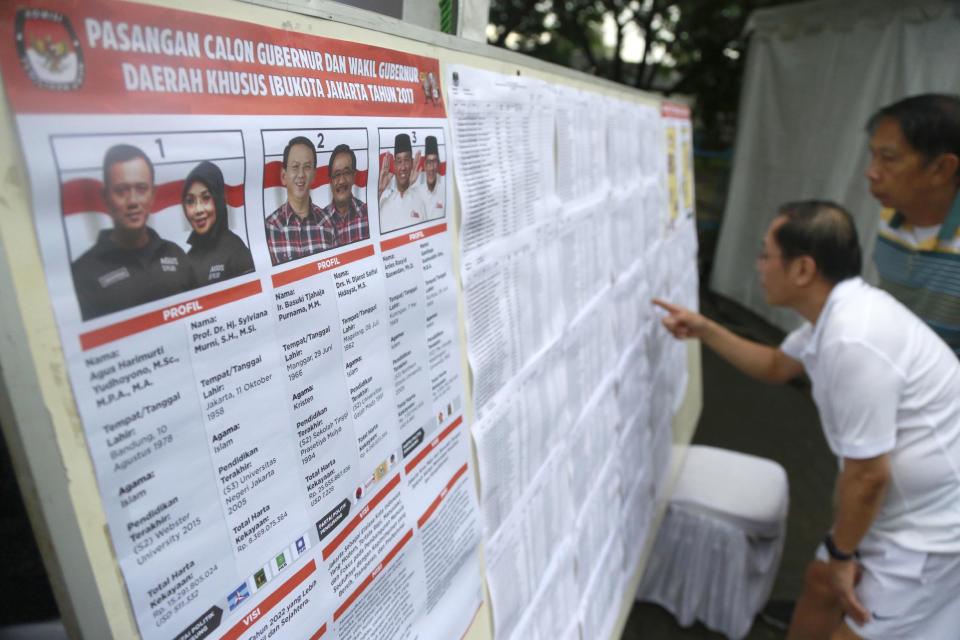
[[488, 0, 797, 147]]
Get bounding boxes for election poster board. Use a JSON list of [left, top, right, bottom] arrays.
[[0, 2, 482, 639]]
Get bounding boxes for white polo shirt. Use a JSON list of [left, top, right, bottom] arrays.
[[379, 181, 429, 234], [780, 277, 960, 553], [416, 174, 445, 220]]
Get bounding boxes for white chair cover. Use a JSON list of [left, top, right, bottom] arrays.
[[636, 446, 789, 639]]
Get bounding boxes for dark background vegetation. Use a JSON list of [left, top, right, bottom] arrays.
[[488, 0, 798, 149], [488, 1, 803, 278]]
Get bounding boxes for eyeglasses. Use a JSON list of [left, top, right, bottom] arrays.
[[331, 169, 355, 180], [286, 163, 314, 175]]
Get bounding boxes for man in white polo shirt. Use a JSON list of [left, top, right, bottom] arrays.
[[655, 200, 960, 639], [416, 135, 445, 220], [378, 133, 429, 233]]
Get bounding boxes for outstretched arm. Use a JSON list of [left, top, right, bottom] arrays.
[[652, 299, 803, 384]]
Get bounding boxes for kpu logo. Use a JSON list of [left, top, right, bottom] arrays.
[[15, 8, 85, 91]]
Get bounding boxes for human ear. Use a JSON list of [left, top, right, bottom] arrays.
[[793, 255, 817, 286], [930, 153, 959, 186]]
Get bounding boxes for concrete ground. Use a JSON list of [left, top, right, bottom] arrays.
[[623, 292, 836, 639]]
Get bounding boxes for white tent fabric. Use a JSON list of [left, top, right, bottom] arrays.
[[710, 0, 960, 330]]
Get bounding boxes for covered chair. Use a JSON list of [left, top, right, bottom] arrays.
[[636, 445, 789, 639]]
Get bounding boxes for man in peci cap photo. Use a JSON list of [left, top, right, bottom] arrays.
[[417, 135, 445, 220], [378, 133, 429, 233]]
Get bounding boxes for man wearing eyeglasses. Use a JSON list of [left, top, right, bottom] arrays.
[[265, 136, 336, 266], [417, 136, 445, 220], [657, 201, 960, 640], [323, 144, 369, 247]]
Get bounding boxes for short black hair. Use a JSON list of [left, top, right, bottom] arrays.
[[283, 136, 317, 168], [867, 94, 960, 171], [774, 200, 862, 285], [328, 144, 356, 174], [102, 144, 154, 187]]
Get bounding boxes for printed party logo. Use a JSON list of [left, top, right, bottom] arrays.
[[15, 8, 85, 91], [419, 71, 440, 106]]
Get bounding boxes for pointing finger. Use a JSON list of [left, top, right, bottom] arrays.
[[652, 298, 680, 314]]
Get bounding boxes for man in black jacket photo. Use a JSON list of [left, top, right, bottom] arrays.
[[71, 144, 196, 321]]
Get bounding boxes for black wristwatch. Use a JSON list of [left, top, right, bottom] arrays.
[[823, 533, 857, 561]]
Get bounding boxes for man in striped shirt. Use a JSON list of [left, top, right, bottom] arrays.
[[322, 144, 369, 247], [265, 136, 336, 266], [867, 94, 960, 357]]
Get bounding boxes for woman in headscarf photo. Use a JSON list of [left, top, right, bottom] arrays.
[[181, 161, 255, 284]]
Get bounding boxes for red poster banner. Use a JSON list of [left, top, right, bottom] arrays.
[[0, 0, 445, 117]]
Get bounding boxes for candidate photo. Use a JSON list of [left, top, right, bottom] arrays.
[[262, 132, 370, 267], [378, 129, 446, 235], [59, 134, 253, 321], [181, 161, 254, 286]]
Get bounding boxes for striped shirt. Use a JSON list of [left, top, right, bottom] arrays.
[[323, 197, 370, 247], [264, 200, 336, 266], [873, 199, 960, 357]]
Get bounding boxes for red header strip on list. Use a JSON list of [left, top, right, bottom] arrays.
[[309, 624, 328, 640], [271, 244, 374, 288], [661, 102, 691, 119], [380, 222, 446, 252], [321, 473, 401, 561], [220, 559, 317, 640], [405, 415, 463, 474], [417, 463, 469, 529], [333, 528, 414, 622], [78, 279, 262, 351]]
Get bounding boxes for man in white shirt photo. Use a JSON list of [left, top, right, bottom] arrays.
[[378, 133, 429, 233], [417, 135, 445, 220]]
